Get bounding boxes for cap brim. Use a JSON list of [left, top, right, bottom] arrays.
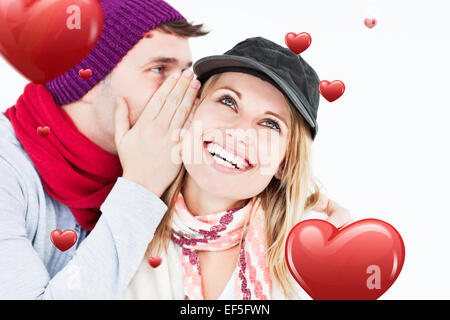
[[193, 55, 316, 130]]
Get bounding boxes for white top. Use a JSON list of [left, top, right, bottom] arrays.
[[215, 211, 327, 300], [123, 210, 326, 300], [217, 268, 237, 300]]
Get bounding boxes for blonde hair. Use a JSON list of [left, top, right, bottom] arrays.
[[147, 73, 322, 298]]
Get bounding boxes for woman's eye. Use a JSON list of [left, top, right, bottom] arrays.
[[261, 119, 281, 132], [219, 96, 237, 111]]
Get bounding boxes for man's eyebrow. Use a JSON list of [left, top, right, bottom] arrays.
[[142, 57, 193, 68]]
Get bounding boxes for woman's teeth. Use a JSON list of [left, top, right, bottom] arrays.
[[206, 142, 250, 170]]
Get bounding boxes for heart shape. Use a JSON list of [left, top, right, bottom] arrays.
[[0, 0, 103, 83], [50, 229, 78, 252], [37, 126, 50, 137], [319, 80, 345, 102], [285, 32, 312, 54], [78, 68, 92, 80], [285, 219, 405, 300], [364, 18, 377, 29], [148, 256, 162, 268]]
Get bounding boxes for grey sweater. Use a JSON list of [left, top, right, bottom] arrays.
[[0, 112, 167, 299]]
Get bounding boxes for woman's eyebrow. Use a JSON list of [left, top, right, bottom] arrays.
[[216, 86, 242, 99], [216, 86, 288, 126], [265, 111, 287, 127]]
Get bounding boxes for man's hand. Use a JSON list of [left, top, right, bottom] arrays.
[[114, 70, 200, 197], [312, 193, 353, 229]]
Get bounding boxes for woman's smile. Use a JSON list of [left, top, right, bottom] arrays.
[[203, 141, 254, 175]]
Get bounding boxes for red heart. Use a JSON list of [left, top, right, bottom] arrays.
[[50, 229, 78, 252], [78, 68, 92, 80], [21, 0, 36, 8], [319, 80, 345, 102], [285, 32, 312, 54], [148, 256, 162, 268], [285, 219, 405, 300], [37, 126, 50, 137], [364, 18, 377, 29], [0, 0, 103, 83]]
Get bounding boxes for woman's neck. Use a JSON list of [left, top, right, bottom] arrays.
[[181, 176, 249, 217]]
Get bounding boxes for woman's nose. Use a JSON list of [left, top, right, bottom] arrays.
[[225, 128, 251, 145]]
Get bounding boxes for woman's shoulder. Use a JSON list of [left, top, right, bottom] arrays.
[[271, 278, 312, 300], [300, 210, 329, 221], [123, 242, 185, 300]]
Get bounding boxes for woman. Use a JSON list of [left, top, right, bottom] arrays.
[[122, 37, 349, 300]]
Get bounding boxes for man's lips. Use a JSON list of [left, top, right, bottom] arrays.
[[203, 141, 255, 169]]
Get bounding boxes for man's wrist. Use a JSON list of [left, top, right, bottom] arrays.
[[121, 173, 163, 198]]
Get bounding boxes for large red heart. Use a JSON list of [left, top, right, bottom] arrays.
[[319, 80, 345, 102], [285, 32, 312, 55], [0, 0, 103, 83], [51, 229, 78, 252], [285, 219, 405, 300]]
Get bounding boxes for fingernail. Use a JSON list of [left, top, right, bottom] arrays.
[[183, 69, 193, 78], [191, 80, 201, 89], [194, 98, 199, 105], [173, 72, 181, 79]]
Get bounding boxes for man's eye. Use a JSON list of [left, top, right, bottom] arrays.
[[261, 119, 281, 132], [149, 66, 164, 73], [219, 96, 237, 111]]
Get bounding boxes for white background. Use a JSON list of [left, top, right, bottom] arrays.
[[1, 0, 449, 299]]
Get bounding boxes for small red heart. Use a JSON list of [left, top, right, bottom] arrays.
[[37, 126, 50, 137], [285, 32, 312, 55], [78, 68, 92, 80], [148, 256, 162, 268], [50, 229, 78, 252], [319, 80, 345, 102], [285, 219, 405, 300], [144, 31, 153, 38], [364, 18, 377, 29]]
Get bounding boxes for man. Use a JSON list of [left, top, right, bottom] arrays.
[[0, 0, 350, 299]]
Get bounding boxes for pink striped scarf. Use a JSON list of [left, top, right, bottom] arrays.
[[170, 193, 272, 300]]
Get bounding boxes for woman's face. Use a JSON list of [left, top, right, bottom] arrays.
[[181, 72, 290, 200]]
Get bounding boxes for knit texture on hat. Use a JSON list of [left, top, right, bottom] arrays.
[[45, 0, 185, 105]]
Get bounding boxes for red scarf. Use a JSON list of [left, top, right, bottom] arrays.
[[4, 83, 123, 231]]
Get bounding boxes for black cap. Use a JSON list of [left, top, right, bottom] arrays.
[[193, 37, 321, 140]]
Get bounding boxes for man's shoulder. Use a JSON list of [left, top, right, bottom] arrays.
[[0, 112, 22, 148], [0, 112, 40, 184]]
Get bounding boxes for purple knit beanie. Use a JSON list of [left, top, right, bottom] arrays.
[[45, 0, 185, 105]]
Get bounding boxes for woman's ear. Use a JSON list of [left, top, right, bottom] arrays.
[[274, 165, 283, 180]]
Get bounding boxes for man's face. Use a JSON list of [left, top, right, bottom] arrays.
[[105, 29, 193, 126]]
